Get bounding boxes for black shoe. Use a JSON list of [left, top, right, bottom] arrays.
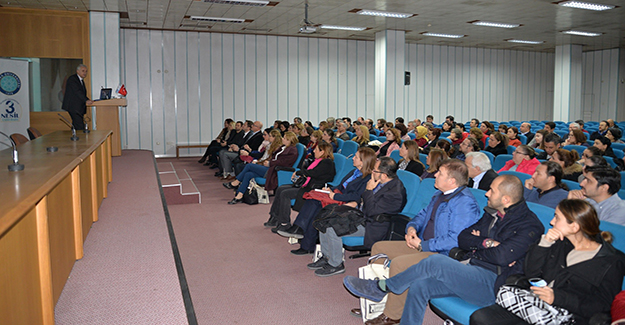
[[263, 216, 278, 228], [222, 182, 238, 190], [307, 257, 329, 270], [290, 248, 314, 255], [277, 225, 304, 239], [271, 223, 291, 233], [214, 171, 223, 177], [198, 158, 206, 164], [227, 198, 243, 205], [208, 164, 218, 169], [203, 161, 213, 166], [315, 263, 345, 277]]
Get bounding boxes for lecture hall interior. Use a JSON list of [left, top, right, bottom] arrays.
[[1, 0, 625, 324]]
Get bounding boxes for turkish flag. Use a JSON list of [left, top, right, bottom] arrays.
[[117, 84, 127, 96]]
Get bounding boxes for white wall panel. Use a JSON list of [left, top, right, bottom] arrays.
[[581, 49, 619, 122]]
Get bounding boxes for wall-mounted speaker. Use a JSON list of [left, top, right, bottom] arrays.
[[405, 71, 410, 85]]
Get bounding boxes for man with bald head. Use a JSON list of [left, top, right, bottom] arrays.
[[519, 122, 534, 143], [343, 175, 544, 324]]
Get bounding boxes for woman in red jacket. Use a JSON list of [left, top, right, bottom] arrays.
[[498, 145, 540, 175]]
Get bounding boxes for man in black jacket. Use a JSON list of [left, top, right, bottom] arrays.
[[342, 175, 544, 324], [312, 157, 406, 277], [62, 64, 93, 130], [218, 120, 263, 179], [519, 122, 534, 144]]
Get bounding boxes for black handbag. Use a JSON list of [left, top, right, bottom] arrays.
[[292, 175, 307, 188], [242, 186, 259, 205]]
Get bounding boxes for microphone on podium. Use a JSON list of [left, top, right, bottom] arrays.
[[0, 131, 25, 171], [58, 113, 80, 141]]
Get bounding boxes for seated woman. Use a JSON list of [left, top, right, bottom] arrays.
[[322, 129, 339, 153], [398, 140, 425, 176], [276, 147, 376, 255], [376, 128, 402, 157], [594, 136, 617, 159], [296, 124, 310, 146], [266, 142, 336, 232], [551, 149, 583, 182], [299, 130, 322, 168], [414, 126, 429, 148], [607, 128, 624, 144], [198, 118, 234, 164], [395, 123, 411, 141], [420, 148, 448, 179], [448, 129, 464, 146], [498, 145, 540, 175], [470, 199, 625, 325], [224, 131, 299, 204], [530, 129, 548, 149], [335, 121, 351, 141], [485, 132, 508, 156], [351, 125, 370, 147], [441, 121, 454, 133], [498, 124, 508, 135], [237, 128, 272, 165], [469, 127, 486, 150], [480, 121, 495, 136], [563, 128, 589, 147], [422, 128, 442, 154], [506, 127, 522, 147], [435, 139, 453, 157]]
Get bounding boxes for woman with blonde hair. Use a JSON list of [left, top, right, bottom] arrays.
[[420, 148, 448, 179], [352, 125, 370, 147], [376, 128, 402, 157], [398, 140, 425, 176]]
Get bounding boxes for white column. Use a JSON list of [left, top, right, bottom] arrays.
[[553, 44, 582, 122], [375, 30, 405, 121]]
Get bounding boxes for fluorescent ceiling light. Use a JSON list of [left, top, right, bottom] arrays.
[[507, 39, 545, 44], [557, 0, 615, 11], [320, 25, 366, 31], [190, 16, 245, 23], [202, 0, 269, 6], [562, 30, 602, 36], [422, 32, 465, 39], [472, 21, 520, 29], [357, 9, 413, 18]]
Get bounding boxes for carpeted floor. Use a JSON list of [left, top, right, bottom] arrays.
[[163, 157, 445, 325]]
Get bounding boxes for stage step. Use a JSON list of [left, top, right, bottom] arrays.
[[158, 162, 201, 205]]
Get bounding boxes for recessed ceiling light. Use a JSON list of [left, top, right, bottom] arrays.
[[471, 21, 521, 29], [202, 0, 269, 6], [556, 0, 616, 11], [190, 16, 246, 23], [421, 32, 465, 39], [506, 39, 545, 44], [356, 9, 414, 18], [320, 25, 367, 31], [562, 30, 602, 36]]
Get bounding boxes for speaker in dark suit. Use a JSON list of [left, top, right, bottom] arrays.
[[62, 65, 92, 130]]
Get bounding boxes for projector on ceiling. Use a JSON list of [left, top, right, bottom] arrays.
[[299, 25, 317, 34]]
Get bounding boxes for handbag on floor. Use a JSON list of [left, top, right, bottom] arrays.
[[359, 254, 390, 322], [496, 285, 574, 325], [242, 179, 270, 205]]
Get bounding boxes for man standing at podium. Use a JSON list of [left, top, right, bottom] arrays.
[[62, 64, 93, 130]]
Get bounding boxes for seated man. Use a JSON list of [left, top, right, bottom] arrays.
[[523, 161, 568, 209], [218, 120, 264, 179], [310, 157, 406, 277], [568, 165, 625, 225], [343, 175, 544, 325], [465, 152, 498, 191], [355, 159, 481, 325], [452, 137, 480, 161], [536, 133, 560, 160]]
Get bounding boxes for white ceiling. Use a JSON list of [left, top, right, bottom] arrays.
[[4, 0, 625, 52]]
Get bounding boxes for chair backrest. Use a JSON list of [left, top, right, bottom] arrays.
[[468, 188, 488, 211], [377, 136, 386, 143], [328, 153, 348, 186], [604, 156, 617, 169], [493, 154, 513, 171], [619, 189, 625, 200], [506, 145, 516, 155], [561, 179, 581, 191], [498, 170, 532, 184], [527, 202, 555, 231], [419, 153, 428, 168], [412, 178, 437, 213], [614, 149, 624, 160], [612, 143, 625, 151], [336, 138, 344, 151], [518, 134, 527, 145], [340, 140, 359, 158], [397, 170, 422, 217], [479, 150, 495, 166], [369, 134, 378, 141], [10, 133, 29, 146], [390, 150, 401, 163], [621, 172, 625, 191], [440, 132, 451, 138], [345, 131, 354, 139], [562, 145, 586, 156], [408, 133, 416, 140], [27, 127, 42, 140], [439, 137, 451, 144], [293, 143, 306, 168]]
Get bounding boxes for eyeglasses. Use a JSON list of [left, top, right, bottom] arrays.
[[372, 170, 383, 174]]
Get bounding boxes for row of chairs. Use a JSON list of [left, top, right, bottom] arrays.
[[6, 127, 42, 146]]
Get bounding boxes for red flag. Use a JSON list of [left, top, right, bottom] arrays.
[[118, 84, 127, 96]]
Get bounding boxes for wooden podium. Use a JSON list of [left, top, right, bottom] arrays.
[[89, 98, 127, 156]]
